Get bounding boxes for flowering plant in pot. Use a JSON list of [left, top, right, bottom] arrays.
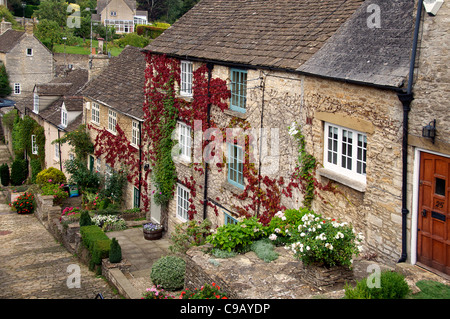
[[143, 222, 163, 240]]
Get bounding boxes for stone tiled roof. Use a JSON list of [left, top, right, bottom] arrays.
[[81, 45, 146, 119], [97, 0, 136, 14], [144, 0, 365, 71], [298, 0, 415, 88], [35, 69, 89, 96], [0, 29, 24, 53], [39, 96, 83, 131]]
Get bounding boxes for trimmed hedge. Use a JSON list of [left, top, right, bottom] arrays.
[[80, 225, 111, 271], [0, 163, 10, 186], [10, 158, 27, 186]]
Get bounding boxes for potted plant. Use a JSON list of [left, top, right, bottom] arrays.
[[143, 222, 163, 240]]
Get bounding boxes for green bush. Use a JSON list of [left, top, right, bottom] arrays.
[[30, 158, 42, 184], [10, 158, 28, 186], [169, 219, 212, 254], [150, 256, 186, 291], [40, 183, 69, 205], [35, 167, 67, 186], [250, 238, 279, 262], [115, 33, 149, 48], [109, 238, 122, 263], [79, 210, 93, 227], [344, 270, 411, 299], [80, 225, 111, 270], [0, 163, 10, 186]]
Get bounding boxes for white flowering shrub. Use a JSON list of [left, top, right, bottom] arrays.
[[287, 213, 364, 268], [92, 214, 127, 232]]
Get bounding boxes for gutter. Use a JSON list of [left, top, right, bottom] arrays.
[[397, 0, 423, 263]]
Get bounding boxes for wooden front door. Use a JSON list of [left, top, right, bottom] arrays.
[[417, 152, 450, 275]]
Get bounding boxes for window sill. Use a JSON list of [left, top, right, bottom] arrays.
[[221, 181, 245, 195], [90, 121, 100, 126], [174, 156, 191, 167], [224, 108, 248, 120], [317, 168, 366, 193], [177, 94, 193, 102]]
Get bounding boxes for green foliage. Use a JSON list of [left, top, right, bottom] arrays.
[[64, 158, 100, 192], [10, 158, 28, 186], [102, 169, 127, 204], [109, 238, 122, 263], [150, 256, 186, 291], [29, 158, 42, 184], [2, 109, 17, 131], [344, 270, 411, 299], [115, 33, 149, 48], [11, 115, 45, 164], [80, 225, 111, 269], [79, 210, 93, 227], [52, 125, 94, 161], [36, 167, 67, 186], [413, 280, 450, 299], [33, 0, 68, 27], [207, 217, 267, 253], [0, 63, 12, 98], [34, 19, 63, 51], [40, 183, 69, 205], [250, 238, 279, 263], [288, 213, 363, 268], [0, 163, 10, 186], [169, 219, 212, 254], [266, 208, 313, 245], [180, 283, 228, 299], [10, 192, 34, 214], [0, 5, 18, 28]]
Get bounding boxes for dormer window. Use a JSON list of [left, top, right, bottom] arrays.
[[61, 105, 68, 128], [33, 93, 39, 113]]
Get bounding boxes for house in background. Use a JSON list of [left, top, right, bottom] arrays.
[[81, 45, 147, 212], [92, 0, 148, 34], [15, 69, 88, 176], [0, 20, 54, 102], [140, 0, 446, 274]]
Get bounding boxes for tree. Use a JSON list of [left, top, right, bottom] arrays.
[[34, 19, 63, 51], [33, 0, 68, 28], [0, 64, 12, 98]]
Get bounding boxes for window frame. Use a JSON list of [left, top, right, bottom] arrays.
[[31, 135, 38, 155], [33, 93, 39, 113], [91, 102, 100, 124], [176, 183, 190, 222], [108, 109, 117, 134], [131, 120, 140, 148], [180, 60, 193, 97], [323, 122, 367, 184], [230, 68, 247, 113], [27, 48, 33, 56], [14, 83, 20, 95], [227, 142, 245, 189], [224, 212, 238, 225], [61, 105, 68, 127], [133, 187, 140, 209], [178, 121, 192, 162], [54, 143, 60, 160]]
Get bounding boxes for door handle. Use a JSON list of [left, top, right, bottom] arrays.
[[422, 209, 427, 217]]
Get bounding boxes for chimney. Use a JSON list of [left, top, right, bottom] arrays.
[[0, 18, 12, 35], [25, 21, 34, 35]]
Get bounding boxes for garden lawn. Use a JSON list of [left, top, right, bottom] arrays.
[[53, 41, 123, 56]]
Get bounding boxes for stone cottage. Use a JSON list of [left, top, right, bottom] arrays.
[[139, 0, 443, 272], [0, 20, 54, 102], [81, 45, 147, 212]]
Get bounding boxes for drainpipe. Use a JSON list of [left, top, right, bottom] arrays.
[[202, 62, 214, 220], [397, 0, 423, 263], [138, 121, 142, 208]]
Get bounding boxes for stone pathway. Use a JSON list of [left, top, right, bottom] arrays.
[[0, 192, 121, 299]]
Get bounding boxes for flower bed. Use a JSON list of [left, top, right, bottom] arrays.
[[9, 192, 34, 214]]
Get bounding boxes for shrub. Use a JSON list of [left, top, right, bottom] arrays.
[[344, 270, 411, 299], [169, 219, 212, 254], [109, 238, 122, 263], [267, 208, 315, 245], [288, 213, 364, 268], [29, 158, 42, 184], [40, 183, 68, 205], [250, 238, 279, 262], [0, 163, 10, 186], [10, 158, 28, 186], [150, 256, 186, 291], [180, 282, 228, 299], [35, 167, 67, 186], [206, 217, 267, 252], [92, 214, 127, 232], [80, 225, 111, 270], [10, 192, 34, 214], [115, 33, 149, 48], [79, 210, 93, 227]]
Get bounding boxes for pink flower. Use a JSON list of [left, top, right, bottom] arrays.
[[48, 179, 52, 182]]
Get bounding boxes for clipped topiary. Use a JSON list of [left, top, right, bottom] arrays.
[[0, 163, 10, 186], [35, 167, 66, 186], [10, 158, 28, 186], [150, 256, 186, 291], [109, 238, 122, 263], [79, 210, 93, 227]]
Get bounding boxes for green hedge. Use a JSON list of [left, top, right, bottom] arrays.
[[80, 225, 111, 270]]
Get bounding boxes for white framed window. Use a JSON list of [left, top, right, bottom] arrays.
[[180, 60, 193, 97], [323, 123, 367, 183], [108, 109, 117, 133], [176, 183, 190, 221], [14, 83, 20, 94], [132, 120, 140, 147], [105, 163, 113, 188], [96, 158, 101, 172], [55, 143, 60, 160], [61, 106, 68, 127], [31, 135, 38, 155], [178, 122, 192, 161], [33, 93, 39, 113], [27, 48, 33, 56], [69, 153, 75, 161], [91, 102, 100, 124]]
